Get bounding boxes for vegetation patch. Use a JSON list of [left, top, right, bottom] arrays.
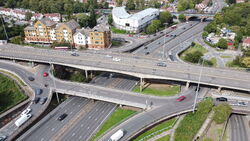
[[133, 118, 176, 141], [111, 40, 122, 47], [174, 99, 214, 141], [91, 108, 137, 141], [180, 43, 208, 60], [213, 103, 232, 124], [220, 56, 231, 58], [156, 135, 170, 141], [133, 83, 180, 96], [111, 27, 128, 34], [0, 74, 28, 114]]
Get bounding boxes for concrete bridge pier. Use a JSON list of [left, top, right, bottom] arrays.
[[140, 77, 144, 92], [85, 70, 88, 79], [218, 87, 222, 92], [186, 81, 190, 88], [12, 59, 16, 63], [29, 61, 35, 67], [90, 71, 93, 78]]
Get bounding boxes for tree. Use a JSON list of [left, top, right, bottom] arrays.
[[108, 14, 113, 26], [116, 0, 123, 6], [146, 24, 157, 34], [159, 11, 173, 25], [6, 0, 16, 8], [204, 22, 217, 33], [214, 13, 224, 24], [64, 2, 73, 17], [217, 38, 228, 49], [103, 2, 109, 9], [89, 6, 97, 28], [151, 20, 161, 30], [184, 51, 203, 63], [76, 14, 90, 27], [202, 31, 209, 39], [25, 12, 33, 21], [178, 14, 186, 22], [241, 57, 250, 68], [127, 0, 136, 10], [213, 104, 232, 124]]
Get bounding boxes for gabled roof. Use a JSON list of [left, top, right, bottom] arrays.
[[39, 17, 56, 26], [92, 24, 110, 32], [74, 28, 91, 36], [65, 20, 80, 30]]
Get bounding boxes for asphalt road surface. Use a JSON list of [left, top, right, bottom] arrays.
[[229, 114, 249, 141]]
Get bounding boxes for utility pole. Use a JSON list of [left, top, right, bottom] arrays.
[[192, 59, 204, 113], [50, 62, 60, 104]]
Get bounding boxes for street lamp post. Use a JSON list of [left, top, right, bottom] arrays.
[[192, 58, 204, 113], [50, 62, 60, 104]]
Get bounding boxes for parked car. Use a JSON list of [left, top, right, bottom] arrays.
[[40, 97, 47, 105], [216, 97, 227, 102], [33, 97, 40, 104], [0, 135, 7, 141], [21, 108, 31, 116], [28, 76, 34, 81], [35, 89, 43, 95], [238, 101, 247, 106], [57, 113, 68, 121], [177, 96, 186, 102], [43, 72, 48, 77], [157, 62, 167, 67]]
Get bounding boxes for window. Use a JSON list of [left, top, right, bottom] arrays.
[[95, 33, 99, 36], [95, 41, 99, 44]]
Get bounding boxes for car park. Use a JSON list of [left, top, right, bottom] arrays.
[[43, 72, 48, 77], [216, 97, 227, 102], [28, 76, 34, 81], [157, 62, 167, 67], [57, 113, 68, 121], [39, 97, 47, 105], [33, 97, 40, 104], [21, 108, 31, 116], [35, 89, 43, 95], [0, 135, 7, 141], [177, 96, 186, 102]]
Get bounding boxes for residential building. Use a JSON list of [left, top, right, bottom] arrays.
[[236, 0, 245, 3], [220, 28, 236, 41], [112, 6, 160, 33], [31, 13, 43, 21], [24, 18, 57, 43], [243, 38, 250, 48], [55, 20, 80, 44], [89, 24, 111, 49], [73, 28, 91, 48], [44, 13, 61, 22]]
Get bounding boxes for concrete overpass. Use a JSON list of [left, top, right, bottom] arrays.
[[171, 12, 215, 21], [0, 44, 250, 93]]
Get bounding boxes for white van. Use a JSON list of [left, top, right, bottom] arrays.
[[15, 114, 32, 127], [108, 129, 125, 141]]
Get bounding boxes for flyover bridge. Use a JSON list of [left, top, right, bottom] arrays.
[[0, 44, 250, 92]]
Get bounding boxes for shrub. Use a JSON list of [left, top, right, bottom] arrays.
[[213, 104, 232, 124]]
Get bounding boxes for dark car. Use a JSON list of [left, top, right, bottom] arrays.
[[144, 46, 148, 49], [157, 62, 167, 67], [183, 27, 186, 30], [28, 76, 34, 81], [160, 31, 164, 34], [145, 52, 150, 55], [35, 89, 43, 95], [174, 35, 177, 37], [33, 97, 40, 104], [39, 97, 47, 105], [57, 113, 68, 121], [154, 34, 157, 36], [216, 97, 228, 102], [71, 52, 79, 56]]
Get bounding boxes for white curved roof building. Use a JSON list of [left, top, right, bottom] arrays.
[[112, 7, 159, 33]]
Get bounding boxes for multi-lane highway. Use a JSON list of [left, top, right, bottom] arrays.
[[229, 114, 249, 141], [1, 44, 250, 92]]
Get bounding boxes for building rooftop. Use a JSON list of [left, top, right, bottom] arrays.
[[39, 17, 56, 26], [74, 28, 91, 36], [243, 38, 250, 44], [112, 6, 159, 21], [65, 20, 80, 30], [24, 26, 36, 31], [92, 24, 110, 32]]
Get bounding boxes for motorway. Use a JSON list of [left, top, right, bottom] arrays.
[[0, 61, 51, 138], [229, 114, 249, 141], [1, 44, 250, 92]]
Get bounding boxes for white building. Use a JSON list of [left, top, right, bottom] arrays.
[[112, 7, 160, 33], [73, 28, 91, 48], [44, 13, 61, 22]]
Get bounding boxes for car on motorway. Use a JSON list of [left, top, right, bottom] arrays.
[[170, 35, 173, 37], [113, 58, 121, 62], [145, 52, 150, 55], [109, 129, 125, 141], [183, 27, 186, 30], [173, 35, 177, 37], [177, 96, 186, 102], [128, 34, 133, 37], [106, 55, 112, 58], [33, 97, 40, 104], [144, 46, 148, 49], [160, 31, 164, 34], [154, 34, 157, 36], [238, 101, 247, 106], [35, 89, 43, 95], [157, 62, 167, 67], [166, 34, 169, 37], [71, 52, 79, 56], [216, 97, 227, 102], [43, 72, 48, 77], [39, 97, 47, 105], [21, 108, 31, 116], [57, 113, 68, 121], [0, 135, 7, 141], [28, 76, 34, 81]]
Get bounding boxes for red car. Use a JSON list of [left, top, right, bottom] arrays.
[[43, 72, 48, 77], [177, 96, 186, 102]]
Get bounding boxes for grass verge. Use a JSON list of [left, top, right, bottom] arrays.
[[180, 43, 208, 60], [111, 27, 128, 34], [156, 135, 170, 141], [91, 108, 137, 141], [133, 118, 176, 141], [0, 73, 28, 114], [174, 99, 214, 141], [0, 70, 26, 86], [133, 85, 180, 96], [210, 57, 217, 67], [220, 56, 231, 58]]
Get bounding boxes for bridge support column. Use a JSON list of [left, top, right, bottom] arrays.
[[12, 59, 16, 63], [85, 70, 88, 79], [29, 61, 34, 67], [140, 77, 144, 92], [186, 81, 190, 88], [90, 71, 93, 78], [218, 87, 222, 92]]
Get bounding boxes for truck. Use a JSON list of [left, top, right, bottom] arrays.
[[108, 129, 125, 141], [15, 114, 32, 127]]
